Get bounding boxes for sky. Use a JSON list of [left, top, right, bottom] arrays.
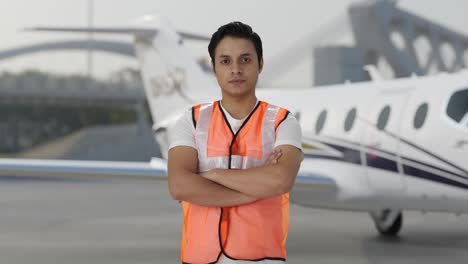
[[1, 0, 468, 87]]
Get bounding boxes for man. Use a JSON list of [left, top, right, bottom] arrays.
[[168, 21, 303, 263]]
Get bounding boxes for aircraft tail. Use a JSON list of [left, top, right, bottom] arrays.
[[29, 16, 218, 157], [131, 17, 218, 126]]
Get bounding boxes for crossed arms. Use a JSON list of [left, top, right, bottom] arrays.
[[167, 145, 302, 207]]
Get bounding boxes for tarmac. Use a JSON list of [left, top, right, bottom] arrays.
[[1, 178, 468, 264]]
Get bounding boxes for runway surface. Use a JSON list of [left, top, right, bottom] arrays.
[[1, 178, 468, 264]]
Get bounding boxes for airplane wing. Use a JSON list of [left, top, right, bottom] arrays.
[[290, 167, 339, 208], [294, 169, 338, 192], [25, 27, 210, 41], [0, 157, 337, 187], [0, 157, 337, 198], [0, 158, 167, 181]]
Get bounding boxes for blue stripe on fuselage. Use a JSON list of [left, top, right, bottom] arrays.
[[303, 137, 468, 190]]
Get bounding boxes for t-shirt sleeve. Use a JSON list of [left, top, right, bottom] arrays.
[[274, 114, 303, 151], [168, 109, 197, 150]]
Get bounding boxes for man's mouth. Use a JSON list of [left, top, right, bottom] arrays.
[[228, 79, 246, 84]]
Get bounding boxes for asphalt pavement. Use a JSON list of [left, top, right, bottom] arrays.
[[0, 179, 467, 264]]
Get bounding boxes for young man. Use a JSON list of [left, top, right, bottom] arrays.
[[168, 21, 303, 263]]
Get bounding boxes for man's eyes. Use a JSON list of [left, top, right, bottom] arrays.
[[241, 57, 251, 63], [219, 57, 251, 64]]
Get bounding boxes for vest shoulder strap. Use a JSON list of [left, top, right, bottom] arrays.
[[274, 107, 290, 130], [192, 102, 216, 128], [193, 101, 290, 130]]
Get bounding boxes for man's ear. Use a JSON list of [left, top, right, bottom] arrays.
[[259, 58, 264, 73]]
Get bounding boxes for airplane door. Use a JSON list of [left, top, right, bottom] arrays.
[[362, 90, 411, 192]]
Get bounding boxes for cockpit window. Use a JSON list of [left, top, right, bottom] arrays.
[[446, 89, 468, 127]]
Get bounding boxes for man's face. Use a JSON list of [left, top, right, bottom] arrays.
[[213, 36, 263, 99]]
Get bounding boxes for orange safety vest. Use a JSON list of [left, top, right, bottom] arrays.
[[180, 100, 290, 263]]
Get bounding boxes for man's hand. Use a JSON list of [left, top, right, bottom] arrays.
[[264, 148, 283, 165]]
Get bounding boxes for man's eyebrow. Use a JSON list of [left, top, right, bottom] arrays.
[[218, 53, 253, 58]]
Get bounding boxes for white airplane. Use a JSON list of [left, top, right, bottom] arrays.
[[1, 16, 467, 237]]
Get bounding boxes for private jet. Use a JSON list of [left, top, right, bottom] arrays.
[[0, 16, 467, 236]]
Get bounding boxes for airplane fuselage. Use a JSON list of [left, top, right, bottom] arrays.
[[257, 72, 468, 213]]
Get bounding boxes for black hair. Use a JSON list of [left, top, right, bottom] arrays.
[[208, 21, 263, 67]]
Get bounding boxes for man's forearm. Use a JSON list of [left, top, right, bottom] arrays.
[[203, 146, 302, 198], [203, 165, 293, 199], [170, 171, 257, 207]]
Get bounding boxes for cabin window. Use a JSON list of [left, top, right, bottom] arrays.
[[377, 105, 391, 130], [446, 89, 468, 128], [316, 110, 327, 134], [414, 103, 428, 129], [344, 108, 357, 132]]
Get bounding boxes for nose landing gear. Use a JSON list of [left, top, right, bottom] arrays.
[[370, 209, 402, 236]]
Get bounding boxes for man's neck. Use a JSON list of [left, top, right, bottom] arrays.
[[220, 95, 258, 120]]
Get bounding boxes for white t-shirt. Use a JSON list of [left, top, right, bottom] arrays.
[[169, 101, 302, 151], [169, 101, 301, 264]]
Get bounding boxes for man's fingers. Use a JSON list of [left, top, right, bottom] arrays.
[[265, 149, 283, 165], [273, 152, 282, 163], [271, 149, 283, 164], [265, 156, 274, 165]]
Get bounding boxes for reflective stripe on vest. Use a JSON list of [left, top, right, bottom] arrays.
[[181, 100, 290, 263]]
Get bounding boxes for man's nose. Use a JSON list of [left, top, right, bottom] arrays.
[[231, 62, 242, 74]]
